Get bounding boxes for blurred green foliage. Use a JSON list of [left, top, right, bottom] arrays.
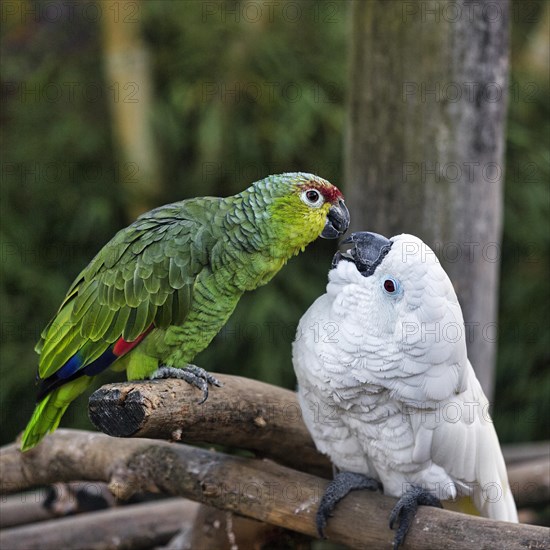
[[493, 1, 550, 442], [0, 0, 548, 447]]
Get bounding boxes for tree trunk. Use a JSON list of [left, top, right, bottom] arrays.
[[101, 0, 161, 220], [345, 0, 510, 401]]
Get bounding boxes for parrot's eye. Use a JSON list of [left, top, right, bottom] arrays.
[[383, 278, 400, 295], [301, 189, 324, 208]]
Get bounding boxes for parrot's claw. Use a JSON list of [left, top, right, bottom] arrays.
[[316, 472, 381, 539], [389, 485, 442, 549], [150, 365, 222, 404]]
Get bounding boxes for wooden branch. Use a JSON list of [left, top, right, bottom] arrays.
[[508, 458, 550, 508], [88, 375, 332, 478], [502, 441, 549, 465], [2, 430, 548, 550], [0, 498, 199, 550], [163, 504, 306, 550], [88, 377, 550, 506], [0, 493, 55, 529], [0, 482, 114, 529]]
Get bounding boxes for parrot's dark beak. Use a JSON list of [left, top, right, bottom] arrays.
[[321, 200, 350, 239], [332, 231, 392, 276]]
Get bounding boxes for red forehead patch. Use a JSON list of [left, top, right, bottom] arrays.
[[301, 180, 343, 203]]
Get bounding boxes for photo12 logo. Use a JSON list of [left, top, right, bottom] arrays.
[[1, 1, 141, 24], [201, 1, 342, 24]]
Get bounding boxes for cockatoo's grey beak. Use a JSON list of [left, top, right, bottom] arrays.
[[321, 200, 350, 239], [332, 231, 392, 276]]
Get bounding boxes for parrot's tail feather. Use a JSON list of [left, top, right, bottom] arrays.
[[21, 377, 93, 452], [20, 393, 69, 451]]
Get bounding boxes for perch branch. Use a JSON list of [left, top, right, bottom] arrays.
[[88, 377, 550, 505], [1, 430, 548, 550], [88, 375, 331, 477]]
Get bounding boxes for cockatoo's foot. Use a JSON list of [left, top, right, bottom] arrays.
[[389, 485, 442, 549], [150, 365, 222, 404], [316, 472, 381, 538]]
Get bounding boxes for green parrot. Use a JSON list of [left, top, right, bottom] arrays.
[[21, 172, 349, 451]]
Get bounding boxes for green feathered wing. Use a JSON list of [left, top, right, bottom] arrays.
[[22, 198, 224, 450]]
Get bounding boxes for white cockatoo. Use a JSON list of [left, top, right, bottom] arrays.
[[292, 232, 518, 548]]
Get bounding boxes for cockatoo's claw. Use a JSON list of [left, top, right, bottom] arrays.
[[389, 486, 443, 549], [316, 472, 381, 539], [150, 365, 222, 404]]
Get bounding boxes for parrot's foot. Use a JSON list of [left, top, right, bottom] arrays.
[[150, 365, 222, 404], [389, 485, 443, 549], [317, 472, 381, 538]]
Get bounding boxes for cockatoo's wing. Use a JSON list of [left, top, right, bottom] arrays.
[[408, 361, 517, 522]]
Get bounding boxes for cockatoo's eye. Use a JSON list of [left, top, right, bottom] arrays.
[[383, 277, 401, 295], [301, 189, 324, 208]]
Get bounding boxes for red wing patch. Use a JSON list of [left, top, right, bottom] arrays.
[[113, 325, 154, 357]]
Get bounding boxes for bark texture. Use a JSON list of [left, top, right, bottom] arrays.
[[345, 0, 510, 400], [86, 378, 549, 507], [2, 430, 549, 550], [88, 375, 331, 478]]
